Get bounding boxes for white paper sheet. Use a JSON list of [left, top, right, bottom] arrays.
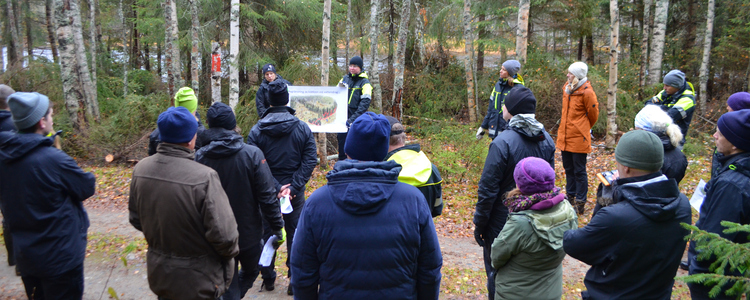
[[690, 179, 707, 212]]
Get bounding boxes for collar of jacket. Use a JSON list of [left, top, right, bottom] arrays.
[[261, 105, 296, 119], [348, 71, 369, 79], [716, 151, 750, 178], [327, 159, 401, 184], [156, 142, 195, 160], [384, 143, 421, 160]]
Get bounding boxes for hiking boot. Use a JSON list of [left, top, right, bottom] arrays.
[[679, 260, 689, 271], [260, 277, 275, 292], [574, 199, 587, 215], [287, 284, 293, 295]]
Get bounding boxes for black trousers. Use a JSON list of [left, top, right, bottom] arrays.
[[222, 242, 263, 300], [561, 151, 589, 201], [22, 262, 84, 300], [481, 226, 503, 300], [260, 194, 305, 282], [337, 132, 347, 160], [3, 219, 15, 266]]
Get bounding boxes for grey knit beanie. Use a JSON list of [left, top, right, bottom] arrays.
[[615, 130, 664, 172], [663, 70, 686, 88], [8, 92, 50, 130], [502, 60, 521, 77]]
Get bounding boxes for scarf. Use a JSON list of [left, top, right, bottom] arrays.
[[504, 187, 564, 213], [508, 114, 545, 137], [565, 77, 588, 95]]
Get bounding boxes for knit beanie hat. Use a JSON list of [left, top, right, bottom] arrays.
[[717, 110, 750, 152], [0, 84, 15, 103], [158, 106, 198, 144], [514, 157, 555, 195], [663, 70, 686, 88], [615, 130, 664, 171], [634, 104, 672, 133], [727, 92, 750, 112], [504, 86, 537, 116], [262, 63, 277, 75], [568, 62, 588, 80], [206, 102, 237, 130], [8, 92, 50, 130], [345, 112, 391, 161], [174, 87, 198, 114], [385, 116, 404, 136], [502, 60, 521, 77], [268, 80, 290, 106], [349, 56, 364, 70]]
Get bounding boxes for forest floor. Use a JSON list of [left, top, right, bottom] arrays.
[[0, 131, 707, 299]]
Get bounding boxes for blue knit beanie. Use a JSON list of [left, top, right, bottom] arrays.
[[727, 92, 750, 111], [207, 102, 237, 130], [718, 110, 750, 152], [345, 112, 391, 161], [349, 56, 364, 71], [158, 107, 198, 144], [8, 92, 50, 130], [268, 80, 290, 106]]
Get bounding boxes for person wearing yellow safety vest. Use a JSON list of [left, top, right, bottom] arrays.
[[384, 116, 444, 217], [337, 56, 372, 160], [645, 70, 695, 145], [477, 60, 524, 140]]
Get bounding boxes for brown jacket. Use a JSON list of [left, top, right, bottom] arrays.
[[556, 80, 599, 153], [129, 143, 239, 300]]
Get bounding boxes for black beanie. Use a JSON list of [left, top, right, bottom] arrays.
[[268, 80, 289, 106], [349, 56, 364, 70], [504, 87, 537, 116], [207, 102, 237, 130], [262, 63, 276, 74]]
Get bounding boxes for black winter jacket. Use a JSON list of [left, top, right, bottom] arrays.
[[246, 106, 317, 201], [480, 77, 524, 139], [148, 112, 205, 156], [340, 72, 372, 124], [256, 75, 291, 117], [689, 152, 750, 277], [474, 123, 555, 236], [659, 133, 688, 184], [565, 173, 691, 300], [0, 132, 96, 277], [196, 128, 285, 250], [0, 110, 14, 132]]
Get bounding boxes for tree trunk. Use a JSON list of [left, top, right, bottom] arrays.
[[56, 0, 95, 130], [119, 0, 128, 96], [89, 0, 98, 93], [211, 42, 221, 104], [476, 13, 486, 72], [229, 0, 239, 108], [319, 0, 332, 168], [639, 0, 652, 87], [46, 0, 59, 63], [157, 41, 162, 76], [24, 0, 33, 58], [414, 2, 426, 66], [164, 0, 181, 97], [647, 0, 668, 85], [698, 0, 715, 113], [144, 41, 150, 71], [683, 0, 698, 74], [73, 0, 98, 121], [585, 34, 594, 65], [346, 0, 352, 72], [6, 0, 23, 67], [131, 6, 140, 69], [515, 0, 530, 64], [190, 0, 201, 93], [368, 0, 382, 112], [462, 0, 476, 123], [606, 0, 619, 149], [577, 35, 583, 61], [387, 0, 394, 89], [392, 0, 411, 121]]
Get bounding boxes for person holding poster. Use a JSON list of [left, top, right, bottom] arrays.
[[337, 56, 372, 160]]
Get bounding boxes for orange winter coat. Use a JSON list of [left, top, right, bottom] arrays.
[[556, 80, 599, 153]]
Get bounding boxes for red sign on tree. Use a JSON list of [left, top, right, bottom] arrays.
[[212, 54, 221, 73]]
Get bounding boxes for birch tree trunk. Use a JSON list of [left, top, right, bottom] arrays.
[[346, 0, 352, 72], [515, 0, 530, 64], [368, 0, 382, 113], [391, 0, 411, 121], [414, 2, 427, 66], [639, 0, 652, 87], [698, 0, 715, 112], [24, 0, 33, 58], [648, 0, 668, 85], [211, 42, 221, 104], [119, 0, 128, 96], [606, 0, 620, 149], [89, 0, 98, 93], [190, 0, 201, 93], [164, 0, 178, 96], [319, 0, 332, 167], [228, 0, 239, 108], [462, 0, 476, 123], [46, 0, 59, 63], [6, 0, 22, 67], [70, 0, 99, 121], [56, 0, 91, 130]]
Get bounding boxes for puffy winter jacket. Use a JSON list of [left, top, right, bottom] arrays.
[[0, 132, 95, 277], [290, 160, 442, 300], [196, 128, 284, 251], [385, 144, 444, 217], [491, 200, 577, 300], [246, 106, 317, 200], [646, 82, 696, 140], [564, 173, 691, 300], [256, 75, 291, 117], [339, 72, 372, 124], [557, 80, 599, 154], [0, 110, 14, 132], [129, 143, 239, 300], [481, 76, 524, 139]]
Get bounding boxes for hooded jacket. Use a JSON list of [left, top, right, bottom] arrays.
[[557, 80, 599, 154], [0, 132, 95, 277], [339, 71, 373, 124], [256, 75, 291, 117], [474, 117, 556, 237], [0, 110, 14, 132], [290, 160, 442, 300], [491, 200, 578, 300], [564, 173, 691, 300], [246, 106, 317, 200], [129, 143, 239, 300], [481, 76, 525, 139], [384, 144, 444, 217], [196, 128, 284, 251], [689, 152, 750, 278]]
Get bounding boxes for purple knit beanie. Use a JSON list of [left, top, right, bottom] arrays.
[[717, 110, 750, 152], [727, 92, 750, 112], [514, 157, 555, 195]]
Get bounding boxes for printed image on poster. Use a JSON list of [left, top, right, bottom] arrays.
[[288, 86, 348, 133]]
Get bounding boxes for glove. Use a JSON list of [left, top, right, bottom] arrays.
[[474, 226, 485, 247], [272, 229, 284, 250], [476, 127, 486, 140]]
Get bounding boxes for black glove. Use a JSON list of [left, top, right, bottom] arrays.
[[272, 229, 284, 250], [474, 226, 485, 247]]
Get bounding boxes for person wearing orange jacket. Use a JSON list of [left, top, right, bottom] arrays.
[[557, 62, 599, 215]]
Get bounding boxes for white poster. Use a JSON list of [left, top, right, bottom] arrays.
[[288, 86, 348, 133]]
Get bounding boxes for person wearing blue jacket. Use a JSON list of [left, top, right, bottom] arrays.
[[291, 112, 442, 299], [246, 80, 317, 295], [0, 92, 96, 299]]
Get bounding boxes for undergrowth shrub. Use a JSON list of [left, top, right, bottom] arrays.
[[408, 120, 488, 183]]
